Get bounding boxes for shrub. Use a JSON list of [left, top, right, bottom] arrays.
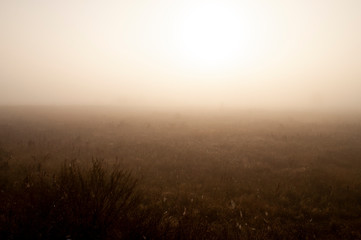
[[0, 159, 141, 240]]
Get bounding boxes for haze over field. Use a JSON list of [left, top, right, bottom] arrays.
[[1, 0, 360, 110], [2, 2, 361, 238]]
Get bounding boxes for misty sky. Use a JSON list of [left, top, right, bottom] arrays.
[[1, 0, 361, 110]]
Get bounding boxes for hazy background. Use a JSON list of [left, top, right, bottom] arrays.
[[1, 0, 360, 111]]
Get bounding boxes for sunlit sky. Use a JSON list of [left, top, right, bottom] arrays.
[[1, 0, 361, 110]]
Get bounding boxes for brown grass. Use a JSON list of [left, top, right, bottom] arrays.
[[1, 107, 361, 239]]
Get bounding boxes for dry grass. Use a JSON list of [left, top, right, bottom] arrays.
[[1, 107, 361, 239]]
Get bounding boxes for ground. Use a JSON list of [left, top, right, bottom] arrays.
[[1, 107, 361, 239]]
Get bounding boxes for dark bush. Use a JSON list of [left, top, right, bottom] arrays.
[[0, 159, 142, 240]]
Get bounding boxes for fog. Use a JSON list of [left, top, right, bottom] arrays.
[[1, 0, 360, 111]]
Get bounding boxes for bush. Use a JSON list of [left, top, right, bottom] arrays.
[[0, 159, 141, 240]]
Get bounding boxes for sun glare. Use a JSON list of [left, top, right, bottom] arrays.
[[176, 2, 247, 69]]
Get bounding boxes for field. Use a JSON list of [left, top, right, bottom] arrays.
[[1, 106, 361, 239]]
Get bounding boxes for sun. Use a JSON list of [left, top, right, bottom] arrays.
[[176, 2, 248, 70]]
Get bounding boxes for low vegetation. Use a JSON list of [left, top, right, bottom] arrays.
[[1, 107, 361, 239]]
